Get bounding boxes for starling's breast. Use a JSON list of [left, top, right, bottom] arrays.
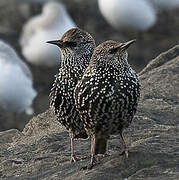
[[50, 67, 86, 135], [75, 66, 140, 134]]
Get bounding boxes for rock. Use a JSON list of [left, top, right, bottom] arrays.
[[0, 45, 178, 179], [0, 0, 179, 132], [138, 44, 179, 75], [138, 45, 179, 126]]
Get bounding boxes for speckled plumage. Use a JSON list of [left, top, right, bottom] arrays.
[[74, 40, 140, 167], [48, 28, 96, 162]]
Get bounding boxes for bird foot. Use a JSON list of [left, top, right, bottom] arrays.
[[83, 153, 108, 169], [81, 161, 100, 170], [81, 157, 100, 170], [119, 149, 129, 158], [70, 155, 88, 163], [87, 162, 95, 170], [70, 155, 79, 163], [96, 153, 109, 158]]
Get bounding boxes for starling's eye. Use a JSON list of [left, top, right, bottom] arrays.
[[66, 41, 77, 47], [109, 48, 118, 54]]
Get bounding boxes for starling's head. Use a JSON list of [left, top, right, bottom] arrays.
[[47, 28, 96, 60], [91, 39, 135, 67]]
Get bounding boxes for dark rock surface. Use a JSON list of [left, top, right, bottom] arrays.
[[0, 46, 179, 179], [0, 0, 179, 131]]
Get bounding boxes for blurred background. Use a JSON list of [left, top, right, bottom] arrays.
[[0, 0, 178, 131]]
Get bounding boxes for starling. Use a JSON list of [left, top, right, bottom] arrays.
[[74, 40, 140, 168], [47, 28, 96, 162]]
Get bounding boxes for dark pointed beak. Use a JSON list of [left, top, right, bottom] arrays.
[[120, 39, 136, 50], [46, 40, 63, 47]]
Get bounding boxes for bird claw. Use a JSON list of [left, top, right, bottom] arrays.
[[80, 164, 93, 170], [87, 162, 95, 170], [80, 162, 97, 170], [70, 156, 78, 163], [96, 153, 109, 158], [70, 155, 88, 163], [119, 149, 129, 158], [80, 157, 100, 170]]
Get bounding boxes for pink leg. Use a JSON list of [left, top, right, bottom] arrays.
[[91, 136, 96, 164], [86, 136, 96, 169], [70, 134, 79, 163], [119, 132, 128, 158], [70, 132, 87, 163]]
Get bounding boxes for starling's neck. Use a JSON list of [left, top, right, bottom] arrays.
[[92, 60, 137, 79], [95, 60, 130, 72], [61, 53, 91, 70]]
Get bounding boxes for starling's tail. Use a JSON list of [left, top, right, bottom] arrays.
[[74, 132, 88, 139], [95, 137, 108, 155]]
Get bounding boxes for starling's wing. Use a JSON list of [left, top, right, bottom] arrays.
[[74, 67, 111, 153], [74, 67, 94, 113], [49, 74, 61, 114], [49, 68, 78, 116], [50, 68, 88, 138], [49, 69, 75, 131], [74, 67, 112, 126], [49, 68, 68, 115], [114, 75, 141, 126]]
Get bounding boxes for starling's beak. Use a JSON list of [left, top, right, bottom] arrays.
[[46, 40, 64, 47], [119, 39, 136, 51]]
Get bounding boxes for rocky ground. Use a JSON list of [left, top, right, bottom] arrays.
[[0, 45, 178, 179], [0, 0, 179, 131]]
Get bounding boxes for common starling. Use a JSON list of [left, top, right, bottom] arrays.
[[47, 28, 96, 162], [74, 40, 140, 168]]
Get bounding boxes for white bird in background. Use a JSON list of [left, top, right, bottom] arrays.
[[98, 0, 157, 31], [20, 1, 76, 67], [146, 0, 179, 11], [0, 40, 37, 115], [17, 0, 55, 4]]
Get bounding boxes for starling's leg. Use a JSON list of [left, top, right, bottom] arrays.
[[119, 132, 128, 158], [91, 136, 96, 164], [70, 133, 78, 163], [70, 132, 88, 163], [87, 136, 97, 169], [80, 136, 97, 170], [70, 136, 77, 162]]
